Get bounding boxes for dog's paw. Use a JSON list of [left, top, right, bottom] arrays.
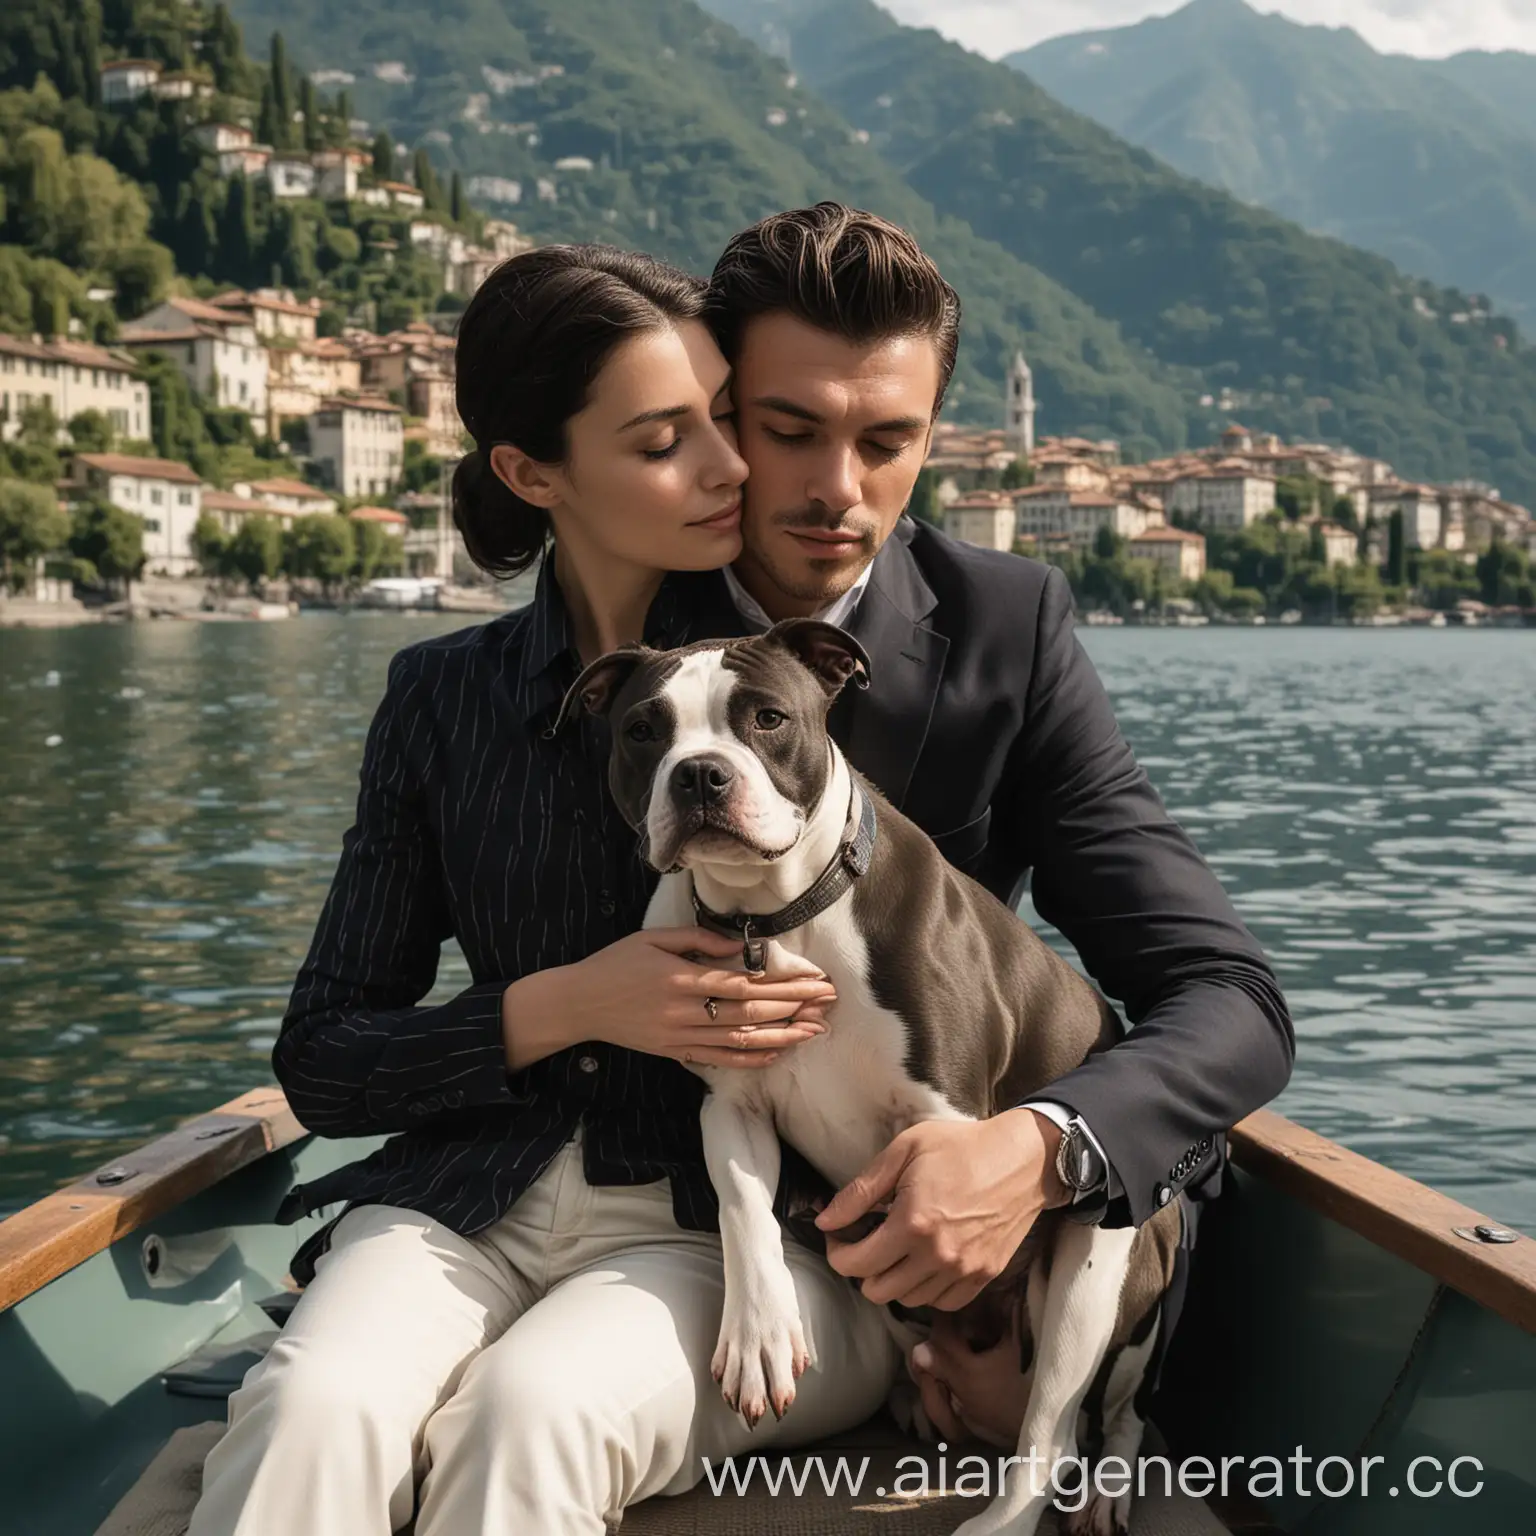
[[1062, 1490, 1131, 1536], [711, 1294, 811, 1428]]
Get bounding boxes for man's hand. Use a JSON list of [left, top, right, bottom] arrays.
[[909, 1312, 1032, 1450], [815, 1108, 1070, 1311]]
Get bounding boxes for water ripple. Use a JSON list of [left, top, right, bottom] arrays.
[[1, 619, 1533, 1235]]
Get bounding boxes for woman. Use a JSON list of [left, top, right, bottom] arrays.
[[189, 246, 900, 1536]]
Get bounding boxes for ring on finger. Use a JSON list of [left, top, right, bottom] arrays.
[[703, 997, 719, 1021]]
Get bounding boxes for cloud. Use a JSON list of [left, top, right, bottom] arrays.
[[882, 0, 1536, 59]]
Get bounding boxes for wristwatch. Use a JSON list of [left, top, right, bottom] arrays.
[[1055, 1116, 1107, 1197]]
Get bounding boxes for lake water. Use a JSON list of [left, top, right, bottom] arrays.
[[2, 614, 1534, 1228]]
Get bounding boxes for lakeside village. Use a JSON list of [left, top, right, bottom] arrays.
[[2, 53, 1535, 629], [7, 311, 1536, 629], [924, 354, 1536, 627]]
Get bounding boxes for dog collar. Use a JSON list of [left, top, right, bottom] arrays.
[[691, 787, 877, 976]]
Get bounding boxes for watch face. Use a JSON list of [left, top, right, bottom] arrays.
[[1059, 1124, 1100, 1191]]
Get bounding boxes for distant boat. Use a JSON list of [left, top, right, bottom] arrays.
[[356, 576, 445, 609], [4, 1090, 1532, 1534]]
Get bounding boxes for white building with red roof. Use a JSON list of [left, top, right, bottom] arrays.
[[119, 297, 269, 423], [71, 453, 203, 576], [0, 335, 149, 443]]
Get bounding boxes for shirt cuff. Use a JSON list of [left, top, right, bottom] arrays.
[[1020, 1099, 1125, 1205]]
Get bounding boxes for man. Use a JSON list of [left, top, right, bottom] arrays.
[[702, 203, 1292, 1434], [199, 204, 1291, 1534]]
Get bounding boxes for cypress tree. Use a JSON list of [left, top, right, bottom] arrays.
[[217, 175, 257, 286], [371, 130, 393, 181], [299, 76, 320, 151], [257, 80, 280, 150], [178, 182, 218, 277], [337, 89, 353, 132], [208, 4, 244, 93], [270, 33, 293, 143], [450, 171, 466, 224], [51, 9, 87, 104], [413, 148, 443, 211], [1387, 509, 1406, 586]]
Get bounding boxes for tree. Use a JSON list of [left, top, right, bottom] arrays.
[[906, 466, 940, 527], [229, 514, 283, 586], [206, 4, 247, 92], [299, 76, 320, 151], [269, 32, 293, 149], [1475, 537, 1531, 608], [351, 517, 403, 582], [371, 130, 393, 182], [1192, 569, 1235, 613], [413, 148, 444, 211], [256, 80, 281, 154], [2, 399, 63, 484], [68, 409, 114, 454], [450, 170, 467, 224], [1386, 508, 1407, 586], [318, 224, 360, 272], [105, 239, 173, 317], [69, 496, 145, 588], [999, 456, 1032, 490], [189, 511, 229, 577], [1416, 548, 1478, 611], [0, 479, 69, 592], [282, 512, 355, 591], [216, 174, 257, 285]]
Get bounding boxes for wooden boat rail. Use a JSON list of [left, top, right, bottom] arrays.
[[0, 1088, 302, 1315], [2, 1093, 1534, 1334]]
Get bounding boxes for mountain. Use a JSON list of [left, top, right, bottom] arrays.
[[697, 0, 1536, 505], [226, 0, 1536, 505], [1007, 0, 1536, 324], [1428, 51, 1536, 143], [221, 0, 1193, 452]]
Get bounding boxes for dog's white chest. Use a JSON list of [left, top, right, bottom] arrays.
[[653, 881, 972, 1191]]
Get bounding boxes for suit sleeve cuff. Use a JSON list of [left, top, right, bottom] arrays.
[[362, 980, 517, 1121]]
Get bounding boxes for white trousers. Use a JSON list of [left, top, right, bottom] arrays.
[[190, 1132, 899, 1536]]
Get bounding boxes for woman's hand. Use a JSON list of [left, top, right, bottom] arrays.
[[502, 927, 834, 1071]]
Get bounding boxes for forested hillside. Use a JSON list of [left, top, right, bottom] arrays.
[[1011, 0, 1536, 324], [701, 0, 1536, 502], [222, 0, 1198, 449], [1, 0, 487, 340]]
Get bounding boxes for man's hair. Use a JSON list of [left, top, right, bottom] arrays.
[[706, 202, 961, 415]]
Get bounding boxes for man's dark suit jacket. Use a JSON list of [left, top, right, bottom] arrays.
[[275, 516, 1293, 1264]]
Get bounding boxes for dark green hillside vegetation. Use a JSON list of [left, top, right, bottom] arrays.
[[699, 0, 1536, 503]]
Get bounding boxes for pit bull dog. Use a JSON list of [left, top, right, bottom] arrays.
[[559, 619, 1182, 1536]]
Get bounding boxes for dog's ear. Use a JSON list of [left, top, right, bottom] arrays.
[[555, 644, 650, 732], [764, 619, 872, 698]]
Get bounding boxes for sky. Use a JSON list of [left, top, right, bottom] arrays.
[[883, 0, 1536, 60]]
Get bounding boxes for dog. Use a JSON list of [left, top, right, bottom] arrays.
[[559, 618, 1182, 1536]]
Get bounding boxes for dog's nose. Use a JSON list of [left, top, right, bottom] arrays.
[[672, 756, 734, 806]]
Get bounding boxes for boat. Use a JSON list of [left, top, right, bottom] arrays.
[[1, 1093, 1532, 1534]]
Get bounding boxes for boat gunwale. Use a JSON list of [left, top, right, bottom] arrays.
[[0, 1087, 301, 1314], [1229, 1108, 1536, 1336], [1, 1093, 1534, 1336]]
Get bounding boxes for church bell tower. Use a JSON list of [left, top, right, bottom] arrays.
[[1006, 349, 1036, 455]]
